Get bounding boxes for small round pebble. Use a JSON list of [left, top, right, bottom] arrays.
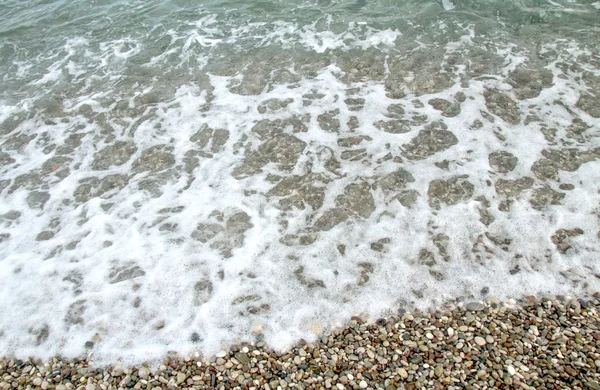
[[474, 336, 486, 346]]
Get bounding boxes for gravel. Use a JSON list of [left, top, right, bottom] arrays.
[[2, 295, 600, 389]]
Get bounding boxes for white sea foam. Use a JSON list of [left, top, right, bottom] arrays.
[[442, 0, 455, 11], [0, 2, 599, 366]]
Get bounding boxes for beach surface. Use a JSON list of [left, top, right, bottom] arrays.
[[0, 0, 599, 366], [2, 296, 600, 389]]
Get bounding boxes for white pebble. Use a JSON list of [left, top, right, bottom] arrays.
[[474, 336, 486, 346], [216, 350, 227, 358], [507, 365, 516, 376], [359, 380, 368, 388]]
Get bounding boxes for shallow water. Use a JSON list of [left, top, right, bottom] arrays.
[[0, 0, 599, 364]]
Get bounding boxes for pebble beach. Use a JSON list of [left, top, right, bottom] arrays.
[[2, 0, 600, 382], [3, 296, 600, 390]]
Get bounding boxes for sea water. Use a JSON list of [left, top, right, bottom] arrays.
[[0, 0, 599, 364]]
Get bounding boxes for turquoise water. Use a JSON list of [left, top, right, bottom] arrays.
[[2, 0, 598, 110], [1, 0, 599, 363]]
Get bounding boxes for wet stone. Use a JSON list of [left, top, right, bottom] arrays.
[[64, 300, 86, 325], [543, 148, 593, 170], [315, 182, 375, 231], [507, 68, 553, 99], [36, 231, 55, 241], [370, 238, 391, 252], [9, 173, 42, 194], [183, 149, 212, 173], [539, 126, 557, 142], [294, 266, 325, 288], [91, 141, 137, 170], [317, 110, 340, 132], [407, 70, 453, 96], [0, 233, 10, 243], [337, 135, 372, 148], [529, 186, 565, 210], [428, 98, 461, 117], [108, 263, 146, 284], [471, 119, 484, 129], [559, 183, 575, 191], [376, 168, 415, 192], [0, 210, 20, 221], [190, 125, 230, 153], [485, 232, 512, 247], [192, 210, 253, 258], [566, 118, 591, 142], [226, 212, 254, 234], [138, 169, 181, 198], [576, 92, 600, 118], [234, 353, 250, 365], [73, 174, 129, 203], [268, 173, 329, 211], [344, 98, 365, 111], [417, 249, 436, 266], [341, 149, 368, 161], [433, 233, 450, 261], [478, 207, 495, 226], [193, 280, 213, 306], [257, 98, 294, 114], [402, 123, 458, 160], [0, 152, 15, 166], [495, 177, 534, 197], [41, 156, 72, 179], [551, 228, 584, 253], [191, 223, 224, 243], [63, 270, 83, 293], [56, 133, 86, 155], [385, 103, 405, 117], [302, 92, 325, 103], [280, 233, 317, 246], [26, 191, 50, 209], [347, 116, 359, 131], [498, 199, 512, 212], [531, 148, 599, 180], [374, 119, 411, 134], [2, 133, 37, 151], [158, 222, 178, 232], [484, 89, 520, 125], [531, 159, 559, 180], [131, 145, 175, 173], [233, 133, 306, 179], [358, 262, 374, 286], [0, 112, 29, 136], [466, 301, 485, 312], [427, 175, 474, 209], [488, 151, 518, 173], [251, 117, 308, 138]]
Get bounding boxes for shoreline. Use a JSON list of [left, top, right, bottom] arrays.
[[2, 295, 600, 389]]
